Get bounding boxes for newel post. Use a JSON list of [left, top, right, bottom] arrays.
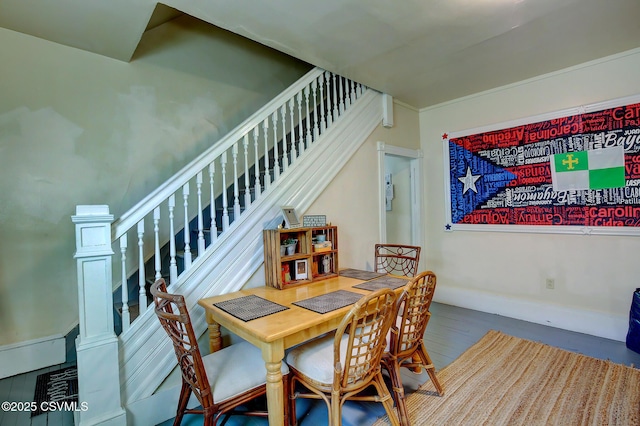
[[72, 205, 126, 425]]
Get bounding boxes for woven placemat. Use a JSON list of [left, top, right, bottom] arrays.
[[339, 268, 386, 281], [293, 290, 363, 314], [353, 275, 409, 291], [214, 295, 288, 322]]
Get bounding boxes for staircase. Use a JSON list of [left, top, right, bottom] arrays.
[[72, 67, 383, 425]]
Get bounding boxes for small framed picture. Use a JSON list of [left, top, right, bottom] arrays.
[[281, 206, 302, 229], [294, 259, 308, 280]]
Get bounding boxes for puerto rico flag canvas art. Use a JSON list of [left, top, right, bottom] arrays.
[[444, 97, 640, 233]]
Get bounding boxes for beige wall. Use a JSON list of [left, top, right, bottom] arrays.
[[0, 17, 310, 346], [421, 49, 640, 341], [306, 101, 421, 271]]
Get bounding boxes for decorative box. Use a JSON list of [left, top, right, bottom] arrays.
[[313, 241, 332, 252]]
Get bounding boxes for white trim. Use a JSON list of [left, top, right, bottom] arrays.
[[435, 286, 628, 342], [0, 334, 65, 379], [377, 143, 387, 242], [409, 155, 423, 246], [126, 385, 181, 426], [127, 376, 218, 425], [377, 142, 424, 245]]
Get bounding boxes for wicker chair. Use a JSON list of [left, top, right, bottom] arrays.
[[374, 244, 421, 277], [286, 288, 400, 426], [381, 271, 443, 426], [150, 279, 289, 426]]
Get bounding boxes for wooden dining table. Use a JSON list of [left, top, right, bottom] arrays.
[[197, 272, 409, 426]]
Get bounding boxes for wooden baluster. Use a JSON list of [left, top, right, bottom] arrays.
[[351, 79, 357, 101], [345, 79, 351, 105], [232, 143, 241, 220], [119, 235, 130, 331], [153, 206, 161, 281], [304, 86, 311, 145], [208, 163, 218, 244], [325, 71, 333, 127], [243, 134, 251, 208], [297, 92, 304, 155], [262, 118, 270, 189], [253, 126, 262, 197], [319, 73, 326, 132], [196, 172, 205, 256], [346, 79, 356, 106], [182, 183, 192, 268], [312, 79, 319, 140], [271, 111, 280, 180], [339, 76, 345, 115], [280, 105, 288, 172], [220, 152, 229, 231], [168, 194, 178, 283], [289, 98, 297, 161], [137, 220, 146, 313], [331, 72, 339, 124]]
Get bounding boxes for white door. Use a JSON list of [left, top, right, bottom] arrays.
[[377, 143, 423, 245], [385, 155, 413, 244]]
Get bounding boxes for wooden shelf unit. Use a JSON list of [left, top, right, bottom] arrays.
[[263, 226, 339, 289]]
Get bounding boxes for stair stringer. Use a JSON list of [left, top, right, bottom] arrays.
[[118, 89, 383, 408]]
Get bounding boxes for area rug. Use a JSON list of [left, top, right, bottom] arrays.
[[32, 366, 78, 417], [373, 330, 640, 425]]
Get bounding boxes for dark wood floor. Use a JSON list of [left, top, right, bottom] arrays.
[[3, 302, 639, 426]]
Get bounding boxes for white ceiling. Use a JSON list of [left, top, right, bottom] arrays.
[[2, 0, 640, 109]]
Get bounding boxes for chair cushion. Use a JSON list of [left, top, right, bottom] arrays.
[[203, 340, 289, 403], [286, 333, 348, 385]]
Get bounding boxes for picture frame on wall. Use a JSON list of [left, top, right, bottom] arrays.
[[294, 259, 308, 280], [281, 206, 302, 229], [443, 93, 640, 236]]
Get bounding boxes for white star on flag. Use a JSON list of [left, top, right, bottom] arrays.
[[458, 166, 481, 194]]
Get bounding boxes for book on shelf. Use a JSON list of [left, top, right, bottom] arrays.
[[282, 264, 291, 283]]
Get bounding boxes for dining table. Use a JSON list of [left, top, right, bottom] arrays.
[[197, 269, 410, 426]]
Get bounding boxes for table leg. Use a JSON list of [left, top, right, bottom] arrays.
[[262, 343, 286, 426], [205, 311, 222, 353]]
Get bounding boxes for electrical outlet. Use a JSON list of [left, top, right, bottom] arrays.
[[545, 278, 555, 289]]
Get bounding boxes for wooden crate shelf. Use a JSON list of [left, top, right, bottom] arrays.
[[263, 226, 339, 289]]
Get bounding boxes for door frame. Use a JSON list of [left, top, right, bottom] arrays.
[[376, 142, 423, 245]]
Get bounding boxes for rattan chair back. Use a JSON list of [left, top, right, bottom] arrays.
[[151, 279, 278, 426], [374, 244, 421, 277], [382, 271, 443, 426], [151, 279, 213, 411]]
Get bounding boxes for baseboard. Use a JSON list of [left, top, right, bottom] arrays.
[[0, 334, 66, 379], [126, 383, 184, 426], [435, 286, 628, 342]]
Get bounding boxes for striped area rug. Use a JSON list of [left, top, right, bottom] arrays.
[[374, 330, 640, 425]]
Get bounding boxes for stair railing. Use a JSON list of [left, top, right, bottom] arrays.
[[106, 68, 366, 333]]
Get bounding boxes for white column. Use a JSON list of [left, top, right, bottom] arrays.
[[72, 205, 126, 426]]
